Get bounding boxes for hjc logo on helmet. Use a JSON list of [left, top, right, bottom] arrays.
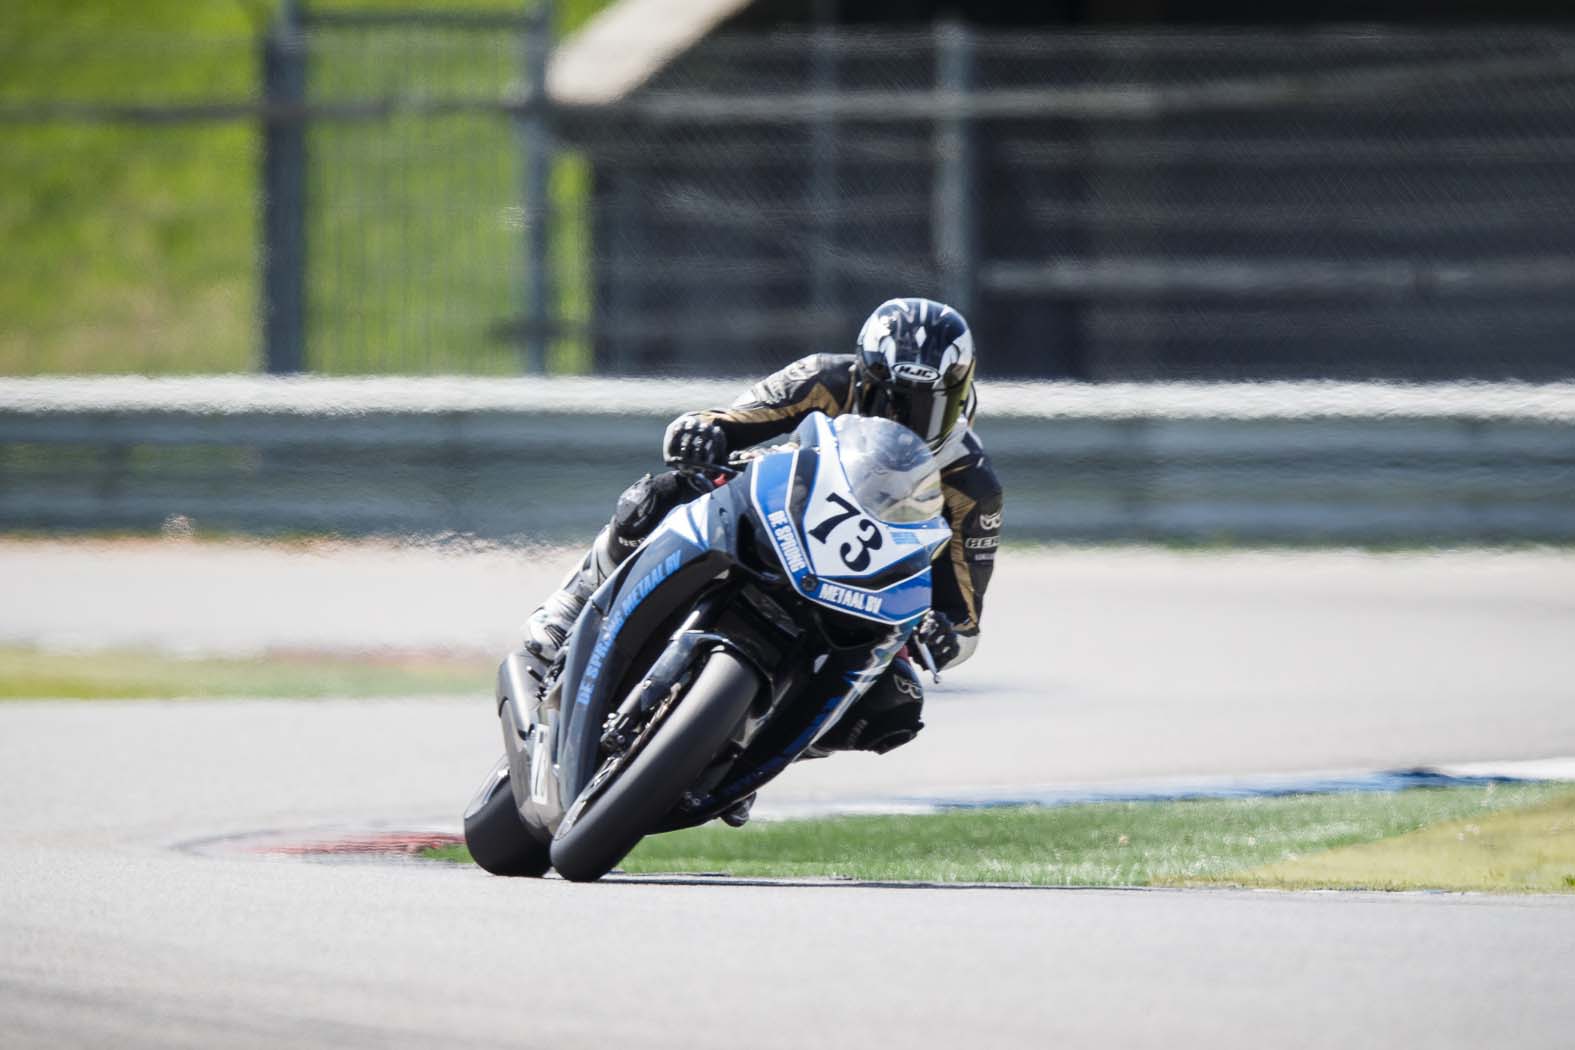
[[892, 362, 941, 383]]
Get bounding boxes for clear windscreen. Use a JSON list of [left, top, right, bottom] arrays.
[[832, 415, 943, 524]]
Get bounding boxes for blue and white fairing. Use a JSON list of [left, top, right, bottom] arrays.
[[748, 412, 951, 630], [550, 411, 951, 819]]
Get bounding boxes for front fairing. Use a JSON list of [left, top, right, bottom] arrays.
[[750, 412, 951, 630]]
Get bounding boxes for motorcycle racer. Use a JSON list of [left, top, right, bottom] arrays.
[[522, 297, 1004, 766]]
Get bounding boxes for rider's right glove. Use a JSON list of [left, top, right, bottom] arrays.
[[914, 610, 962, 670], [663, 414, 728, 468]]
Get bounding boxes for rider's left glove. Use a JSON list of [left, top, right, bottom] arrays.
[[915, 610, 961, 670], [663, 414, 729, 468]]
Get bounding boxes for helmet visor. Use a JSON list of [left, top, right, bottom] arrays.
[[886, 380, 968, 452]]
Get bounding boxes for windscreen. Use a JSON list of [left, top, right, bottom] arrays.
[[832, 415, 943, 524]]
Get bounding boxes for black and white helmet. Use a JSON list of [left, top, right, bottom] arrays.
[[853, 298, 977, 453]]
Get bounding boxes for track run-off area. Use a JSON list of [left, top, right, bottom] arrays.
[[4, 541, 1575, 1047]]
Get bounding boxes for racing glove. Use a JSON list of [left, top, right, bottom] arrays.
[[914, 610, 961, 670], [663, 414, 729, 468]]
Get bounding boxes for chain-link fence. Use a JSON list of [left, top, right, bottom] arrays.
[[5, 11, 1575, 380], [581, 25, 1575, 380], [298, 12, 539, 374], [1, 4, 568, 376], [0, 20, 262, 374]]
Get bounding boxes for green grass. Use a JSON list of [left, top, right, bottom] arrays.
[[429, 783, 1575, 889], [1211, 791, 1575, 892], [0, 644, 490, 699], [0, 2, 263, 373], [1, 0, 605, 376]]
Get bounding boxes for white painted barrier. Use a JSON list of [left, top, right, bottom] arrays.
[[4, 376, 1575, 421]]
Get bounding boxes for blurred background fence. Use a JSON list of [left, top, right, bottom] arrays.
[[6, 4, 1575, 381], [4, 2, 1575, 544], [580, 23, 1575, 381]]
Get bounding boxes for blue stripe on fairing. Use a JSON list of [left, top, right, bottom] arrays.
[[750, 446, 797, 529], [573, 545, 690, 708]]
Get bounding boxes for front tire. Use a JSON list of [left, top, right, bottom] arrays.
[[464, 766, 552, 877], [550, 650, 758, 883]]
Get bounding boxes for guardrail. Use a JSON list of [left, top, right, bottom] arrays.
[[3, 378, 1573, 544]]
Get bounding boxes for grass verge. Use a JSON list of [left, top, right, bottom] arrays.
[[3, 0, 607, 376], [428, 783, 1575, 891], [0, 645, 489, 699], [1197, 790, 1575, 892]]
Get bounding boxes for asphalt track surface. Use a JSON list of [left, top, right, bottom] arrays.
[[5, 542, 1575, 1047]]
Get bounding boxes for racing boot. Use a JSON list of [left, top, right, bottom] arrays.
[[519, 526, 619, 684]]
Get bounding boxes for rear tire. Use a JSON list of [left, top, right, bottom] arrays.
[[464, 768, 552, 877], [550, 651, 758, 883]]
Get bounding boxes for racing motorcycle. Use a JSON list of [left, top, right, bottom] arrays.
[[462, 411, 951, 882]]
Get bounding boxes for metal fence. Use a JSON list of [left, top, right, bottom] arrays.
[[582, 25, 1575, 380], [6, 11, 1575, 381], [1, 4, 557, 377]]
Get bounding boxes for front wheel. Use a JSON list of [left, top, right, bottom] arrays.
[[550, 650, 759, 883], [463, 761, 552, 877]]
